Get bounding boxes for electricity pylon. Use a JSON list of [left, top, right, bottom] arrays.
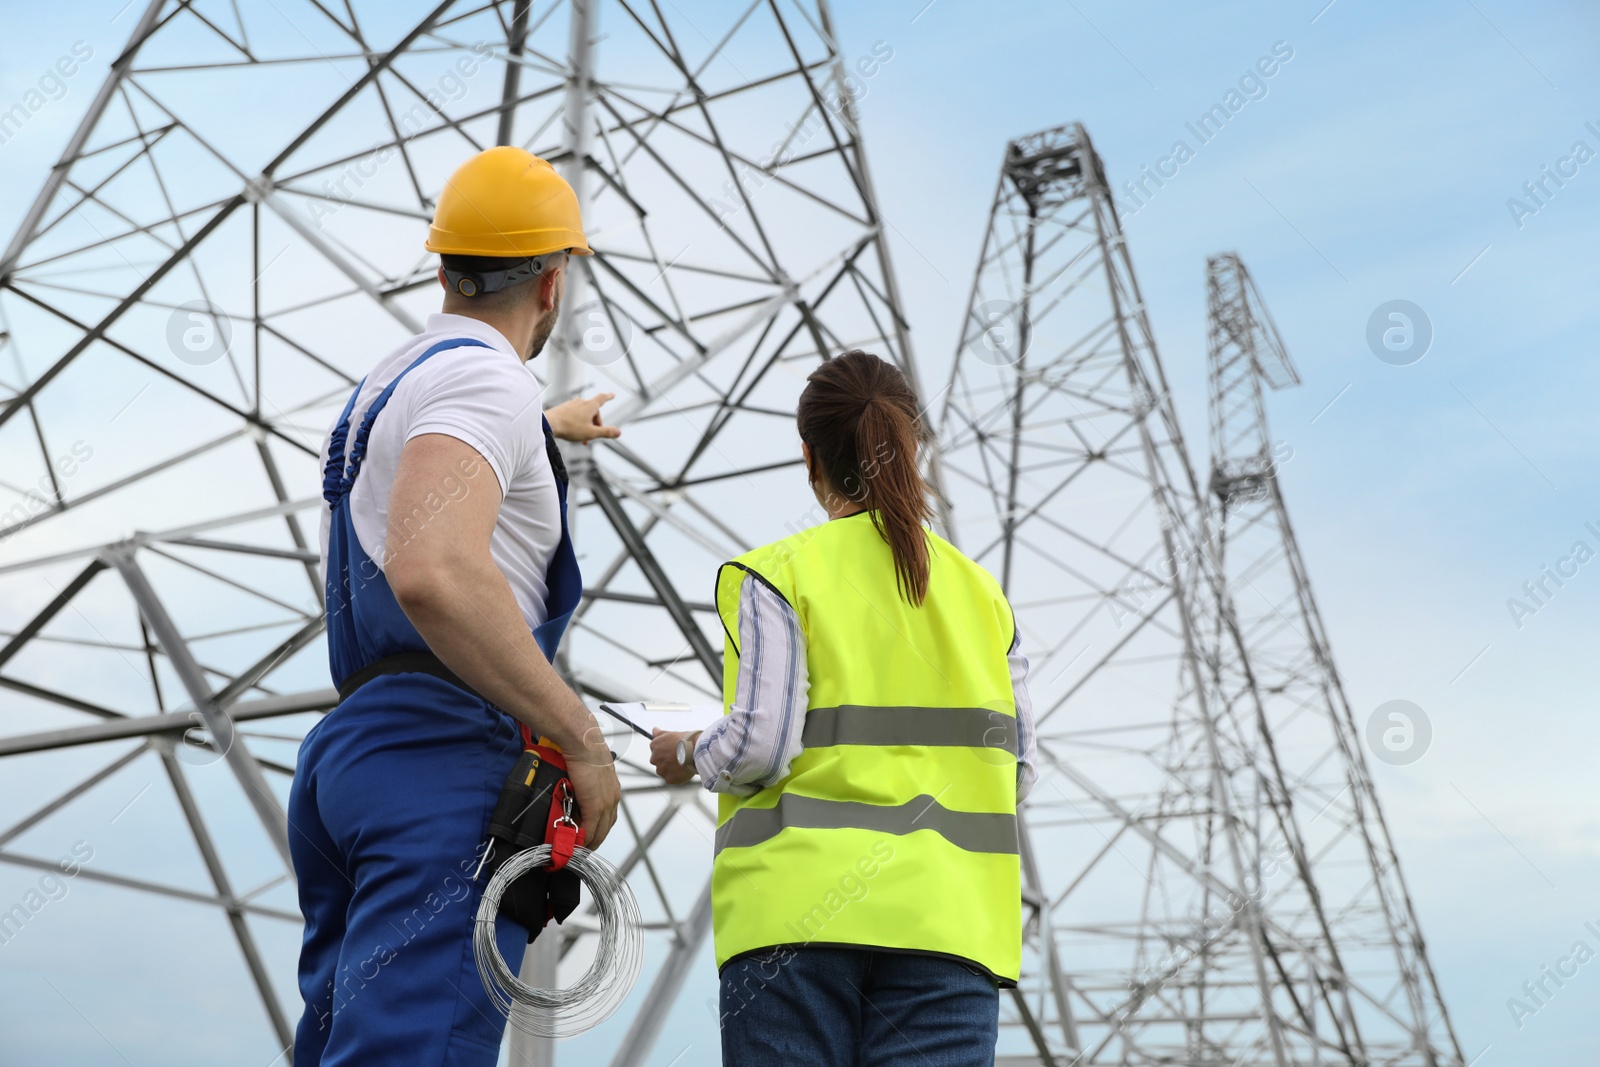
[[1200, 252, 1463, 1066], [0, 2, 921, 1063], [937, 124, 1462, 1065]]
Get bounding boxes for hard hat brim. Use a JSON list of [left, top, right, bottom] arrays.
[[425, 226, 592, 257]]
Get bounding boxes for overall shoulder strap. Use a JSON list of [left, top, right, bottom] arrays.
[[334, 336, 493, 498], [321, 378, 367, 506], [530, 414, 581, 663]]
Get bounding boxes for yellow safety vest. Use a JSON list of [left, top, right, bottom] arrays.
[[711, 511, 1022, 982]]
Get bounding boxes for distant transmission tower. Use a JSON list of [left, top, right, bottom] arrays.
[[938, 124, 1461, 1065], [0, 2, 920, 1063], [1201, 252, 1463, 1066]]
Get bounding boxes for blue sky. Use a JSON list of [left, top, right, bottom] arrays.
[[2, 0, 1599, 1063]]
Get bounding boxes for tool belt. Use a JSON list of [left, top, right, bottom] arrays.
[[338, 651, 583, 943]]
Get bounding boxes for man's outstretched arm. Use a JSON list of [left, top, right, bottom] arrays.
[[383, 431, 620, 848]]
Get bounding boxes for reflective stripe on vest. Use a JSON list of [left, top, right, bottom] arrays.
[[714, 793, 1019, 855], [709, 512, 1023, 983], [800, 704, 1019, 754]]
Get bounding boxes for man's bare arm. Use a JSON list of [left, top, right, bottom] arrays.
[[383, 432, 620, 848]]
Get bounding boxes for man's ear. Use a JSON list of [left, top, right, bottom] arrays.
[[437, 266, 448, 290], [539, 265, 563, 313]]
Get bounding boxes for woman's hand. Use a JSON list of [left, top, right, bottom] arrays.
[[650, 729, 699, 785], [546, 392, 621, 443]]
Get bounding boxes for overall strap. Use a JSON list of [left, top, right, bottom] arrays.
[[531, 413, 581, 661], [321, 381, 366, 506], [330, 337, 494, 500]]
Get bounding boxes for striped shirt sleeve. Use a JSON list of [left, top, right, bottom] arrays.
[[694, 574, 809, 796]]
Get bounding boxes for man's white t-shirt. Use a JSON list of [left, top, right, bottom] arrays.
[[318, 313, 561, 631]]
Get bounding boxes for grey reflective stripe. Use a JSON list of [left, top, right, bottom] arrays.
[[801, 705, 1018, 756], [714, 793, 1019, 855]]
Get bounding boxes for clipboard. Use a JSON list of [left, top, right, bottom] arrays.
[[597, 701, 723, 739]]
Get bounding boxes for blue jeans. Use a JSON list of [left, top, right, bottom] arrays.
[[719, 946, 999, 1066]]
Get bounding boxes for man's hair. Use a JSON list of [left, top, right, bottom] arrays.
[[439, 251, 567, 313]]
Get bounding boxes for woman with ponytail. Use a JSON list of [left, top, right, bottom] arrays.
[[649, 350, 1037, 1065]]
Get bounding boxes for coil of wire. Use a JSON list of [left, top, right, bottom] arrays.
[[473, 844, 644, 1038]]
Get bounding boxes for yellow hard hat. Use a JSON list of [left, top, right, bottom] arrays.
[[425, 146, 592, 258]]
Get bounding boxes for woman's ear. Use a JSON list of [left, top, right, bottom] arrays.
[[801, 441, 814, 482]]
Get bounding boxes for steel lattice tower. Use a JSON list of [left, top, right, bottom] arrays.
[[0, 2, 922, 1063], [1201, 253, 1463, 1066], [938, 125, 1461, 1065]]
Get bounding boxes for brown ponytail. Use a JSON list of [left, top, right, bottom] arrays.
[[797, 350, 933, 605]]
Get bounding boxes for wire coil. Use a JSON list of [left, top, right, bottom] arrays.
[[473, 845, 643, 1038]]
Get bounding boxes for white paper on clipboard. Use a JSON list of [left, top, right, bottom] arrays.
[[598, 701, 723, 738]]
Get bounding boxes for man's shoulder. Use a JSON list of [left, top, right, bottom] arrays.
[[369, 334, 548, 480], [389, 335, 542, 404]]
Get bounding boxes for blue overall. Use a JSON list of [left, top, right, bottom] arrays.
[[288, 337, 582, 1066]]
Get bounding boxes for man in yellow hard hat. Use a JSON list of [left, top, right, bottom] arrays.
[[288, 146, 622, 1065]]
